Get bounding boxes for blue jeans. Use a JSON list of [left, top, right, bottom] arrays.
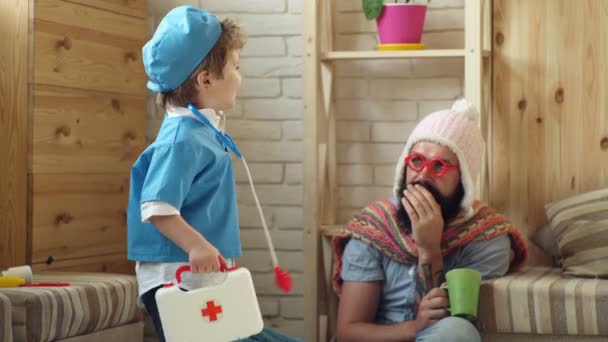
[[141, 286, 301, 342], [141, 285, 166, 342], [416, 317, 481, 342], [238, 328, 302, 342]]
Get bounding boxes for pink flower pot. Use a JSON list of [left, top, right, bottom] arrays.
[[376, 4, 427, 44]]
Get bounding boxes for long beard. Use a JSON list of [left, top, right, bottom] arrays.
[[396, 179, 465, 234]]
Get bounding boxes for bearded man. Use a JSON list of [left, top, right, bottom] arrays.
[[332, 99, 528, 342]]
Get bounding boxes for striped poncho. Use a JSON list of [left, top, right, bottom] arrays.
[[332, 198, 528, 292]]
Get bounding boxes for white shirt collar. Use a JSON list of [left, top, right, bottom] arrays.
[[166, 105, 224, 131]]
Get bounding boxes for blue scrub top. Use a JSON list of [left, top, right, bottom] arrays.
[[127, 116, 242, 261]]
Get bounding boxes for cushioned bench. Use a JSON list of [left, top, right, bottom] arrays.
[[1, 292, 12, 342], [0, 272, 143, 342], [478, 266, 608, 341], [319, 226, 608, 342]]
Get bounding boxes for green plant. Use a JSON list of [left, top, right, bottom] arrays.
[[362, 0, 431, 20]]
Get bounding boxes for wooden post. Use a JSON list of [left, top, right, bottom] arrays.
[[303, 0, 321, 340], [320, 1, 337, 340], [464, 0, 485, 200], [481, 0, 494, 204], [465, 0, 483, 110]]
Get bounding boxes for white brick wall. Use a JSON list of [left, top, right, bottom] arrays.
[[336, 99, 418, 121], [369, 78, 462, 100], [233, 163, 284, 183], [282, 78, 302, 98], [285, 36, 302, 56], [241, 57, 301, 77], [371, 122, 417, 142], [201, 0, 286, 13], [338, 165, 373, 185], [284, 163, 302, 184], [239, 78, 281, 97], [227, 120, 282, 140], [245, 99, 302, 119], [282, 121, 302, 140], [146, 0, 465, 338], [236, 14, 301, 35], [374, 165, 397, 186], [337, 122, 370, 142], [242, 37, 286, 56]]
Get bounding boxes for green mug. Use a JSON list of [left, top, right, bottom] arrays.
[[440, 268, 482, 321]]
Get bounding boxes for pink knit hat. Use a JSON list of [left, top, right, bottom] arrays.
[[393, 99, 483, 219]]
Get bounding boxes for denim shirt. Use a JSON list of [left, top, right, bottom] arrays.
[[340, 234, 511, 324]]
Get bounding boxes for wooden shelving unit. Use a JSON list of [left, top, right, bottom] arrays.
[[303, 1, 494, 341]]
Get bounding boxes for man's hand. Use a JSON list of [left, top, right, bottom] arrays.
[[402, 184, 444, 253], [415, 287, 449, 333]]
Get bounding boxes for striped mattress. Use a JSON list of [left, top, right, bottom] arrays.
[[0, 272, 141, 342], [478, 266, 608, 336]]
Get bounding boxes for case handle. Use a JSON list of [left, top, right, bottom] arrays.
[[174, 257, 238, 284]]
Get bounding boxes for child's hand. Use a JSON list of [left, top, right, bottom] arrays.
[[188, 242, 225, 273]]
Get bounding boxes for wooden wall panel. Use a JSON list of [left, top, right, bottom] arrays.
[[2, 0, 145, 274], [31, 174, 130, 263], [0, 0, 30, 269], [28, 0, 146, 273], [32, 85, 145, 174], [65, 0, 147, 19], [34, 19, 146, 96], [492, 0, 608, 236], [32, 253, 135, 274], [36, 0, 146, 40]]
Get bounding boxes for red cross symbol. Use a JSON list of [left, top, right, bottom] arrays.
[[201, 300, 223, 322]]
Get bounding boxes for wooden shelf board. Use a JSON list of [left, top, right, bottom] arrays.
[[320, 224, 344, 237], [322, 49, 466, 60], [321, 49, 491, 61]]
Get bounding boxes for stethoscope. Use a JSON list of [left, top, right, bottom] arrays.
[[186, 104, 290, 290], [187, 103, 242, 158]]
